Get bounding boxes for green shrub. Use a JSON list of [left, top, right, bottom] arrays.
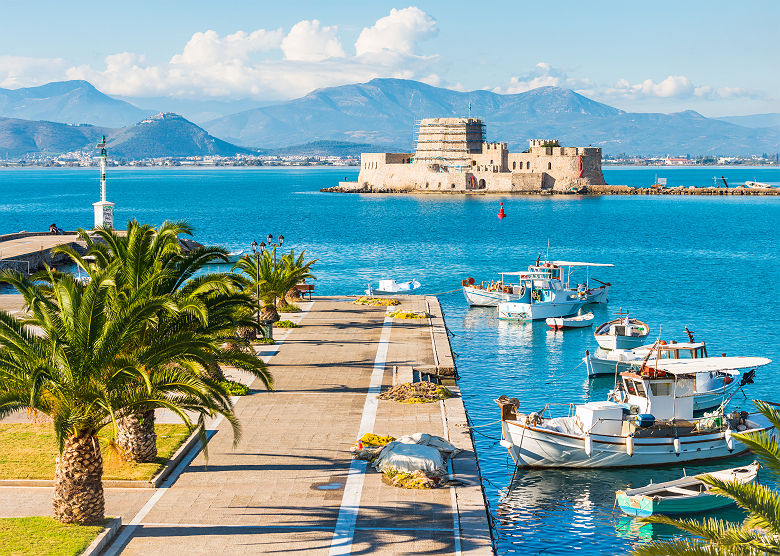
[[219, 380, 249, 396], [274, 320, 300, 328], [278, 303, 301, 313], [257, 338, 275, 345]]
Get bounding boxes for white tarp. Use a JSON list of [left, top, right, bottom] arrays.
[[372, 433, 460, 475]]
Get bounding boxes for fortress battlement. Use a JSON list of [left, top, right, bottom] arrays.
[[336, 117, 606, 193]]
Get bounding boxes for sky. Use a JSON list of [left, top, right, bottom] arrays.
[[0, 0, 778, 116]]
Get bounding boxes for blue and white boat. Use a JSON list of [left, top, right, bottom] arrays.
[[366, 279, 421, 296], [497, 275, 586, 321]]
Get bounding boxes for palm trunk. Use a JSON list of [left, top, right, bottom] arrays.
[[116, 410, 157, 463], [203, 360, 226, 381], [260, 304, 279, 323], [52, 433, 104, 525]]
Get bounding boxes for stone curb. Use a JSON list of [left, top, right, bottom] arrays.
[[149, 426, 202, 488], [81, 516, 121, 556], [0, 427, 202, 490]]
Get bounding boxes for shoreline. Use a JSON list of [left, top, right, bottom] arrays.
[[320, 184, 780, 196]]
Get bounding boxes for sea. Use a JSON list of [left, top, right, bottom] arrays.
[[1, 165, 779, 554]]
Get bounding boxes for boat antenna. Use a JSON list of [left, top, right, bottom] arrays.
[[546, 238, 550, 263]]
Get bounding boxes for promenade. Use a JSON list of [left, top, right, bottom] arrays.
[[0, 296, 493, 555]]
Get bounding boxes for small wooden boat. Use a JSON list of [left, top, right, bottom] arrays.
[[616, 461, 759, 517], [594, 310, 649, 350], [366, 279, 421, 296], [546, 312, 594, 330]]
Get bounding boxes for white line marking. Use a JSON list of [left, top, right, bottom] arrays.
[[328, 308, 393, 556]]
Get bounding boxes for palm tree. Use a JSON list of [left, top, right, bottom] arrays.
[[0, 268, 241, 525], [279, 249, 317, 305], [233, 248, 317, 321], [633, 401, 780, 555], [55, 221, 271, 462]]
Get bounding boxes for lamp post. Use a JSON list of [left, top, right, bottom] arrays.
[[251, 240, 259, 326], [266, 233, 285, 265]]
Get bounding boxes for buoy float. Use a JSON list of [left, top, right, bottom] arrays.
[[674, 437, 681, 456], [498, 202, 506, 219], [584, 434, 593, 456], [626, 435, 634, 457]]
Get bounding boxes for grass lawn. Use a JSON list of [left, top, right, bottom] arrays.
[[0, 423, 190, 481], [0, 516, 104, 556]]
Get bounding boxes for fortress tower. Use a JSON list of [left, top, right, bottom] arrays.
[[413, 118, 485, 168]]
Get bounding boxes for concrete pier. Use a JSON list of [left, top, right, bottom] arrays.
[[0, 296, 494, 555], [0, 232, 85, 273]]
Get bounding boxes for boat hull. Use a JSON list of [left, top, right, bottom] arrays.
[[501, 419, 769, 468], [585, 285, 609, 304], [616, 490, 735, 517], [595, 334, 649, 351], [499, 300, 586, 321], [462, 286, 513, 307], [547, 313, 594, 330]]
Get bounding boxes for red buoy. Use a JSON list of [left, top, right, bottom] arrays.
[[498, 202, 506, 219]]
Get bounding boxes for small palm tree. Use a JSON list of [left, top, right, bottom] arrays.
[[0, 268, 241, 525], [233, 248, 317, 321], [279, 249, 317, 305], [54, 221, 271, 462], [633, 401, 780, 555]]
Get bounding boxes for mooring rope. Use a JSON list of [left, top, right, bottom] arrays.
[[544, 359, 584, 384]]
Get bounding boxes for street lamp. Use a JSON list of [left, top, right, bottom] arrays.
[[266, 233, 285, 264], [251, 240, 260, 326]]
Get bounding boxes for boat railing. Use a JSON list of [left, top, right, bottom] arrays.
[[538, 402, 578, 420]]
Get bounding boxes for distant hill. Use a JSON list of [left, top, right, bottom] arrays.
[[269, 140, 401, 157], [0, 80, 151, 127], [0, 117, 109, 158], [204, 78, 780, 155], [716, 113, 780, 129], [106, 112, 251, 159]]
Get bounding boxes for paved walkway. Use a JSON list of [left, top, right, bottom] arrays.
[[0, 296, 493, 554]]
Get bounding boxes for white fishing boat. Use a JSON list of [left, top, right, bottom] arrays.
[[462, 260, 612, 307], [745, 180, 772, 189], [366, 279, 421, 296], [616, 461, 759, 517], [594, 311, 649, 350], [497, 275, 586, 321], [496, 357, 773, 468], [586, 337, 709, 378], [546, 312, 594, 330]]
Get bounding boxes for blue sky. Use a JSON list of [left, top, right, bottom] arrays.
[[1, 0, 777, 116]]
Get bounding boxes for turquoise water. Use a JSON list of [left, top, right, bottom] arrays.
[[1, 166, 779, 554]]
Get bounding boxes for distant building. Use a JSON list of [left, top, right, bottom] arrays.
[[336, 117, 606, 193]]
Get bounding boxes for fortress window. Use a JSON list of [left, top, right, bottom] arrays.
[[451, 183, 455, 188], [490, 160, 493, 165], [527, 162, 530, 169], [548, 162, 552, 170], [513, 162, 516, 169]]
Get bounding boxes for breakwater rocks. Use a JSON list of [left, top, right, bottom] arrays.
[[321, 184, 780, 196]]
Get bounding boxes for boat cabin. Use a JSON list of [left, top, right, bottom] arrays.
[[619, 370, 695, 420], [654, 341, 708, 359]]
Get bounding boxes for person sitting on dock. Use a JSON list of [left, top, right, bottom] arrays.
[[49, 223, 62, 235]]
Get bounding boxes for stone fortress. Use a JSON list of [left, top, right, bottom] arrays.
[[336, 117, 606, 193]]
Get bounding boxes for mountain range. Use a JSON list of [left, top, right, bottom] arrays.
[[1, 79, 779, 158]]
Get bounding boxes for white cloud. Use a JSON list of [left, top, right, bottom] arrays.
[[494, 62, 592, 94], [46, 8, 440, 100], [355, 7, 437, 57], [281, 20, 344, 62], [607, 75, 694, 98], [0, 55, 69, 88]]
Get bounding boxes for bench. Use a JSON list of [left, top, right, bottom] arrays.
[[294, 283, 315, 300]]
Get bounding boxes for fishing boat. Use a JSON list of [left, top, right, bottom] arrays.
[[745, 180, 772, 189], [594, 311, 650, 350], [586, 334, 709, 378], [616, 461, 759, 517], [496, 356, 773, 468], [546, 312, 594, 330], [366, 279, 421, 296], [497, 275, 586, 321], [462, 260, 613, 307]]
